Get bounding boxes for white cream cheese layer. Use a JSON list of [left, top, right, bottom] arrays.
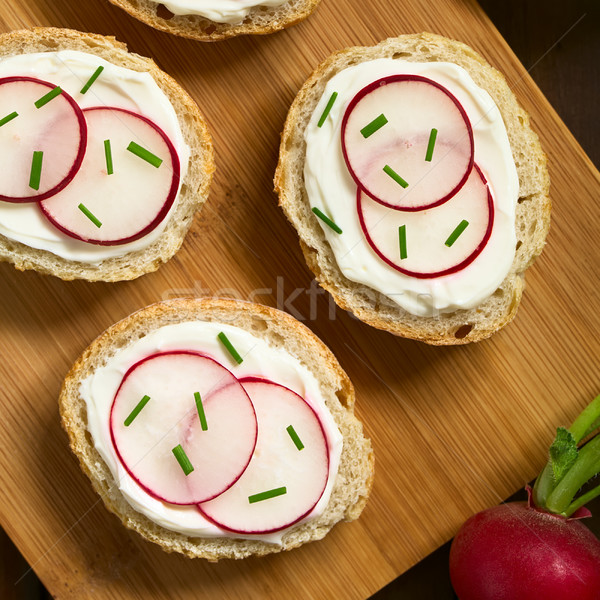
[[152, 0, 288, 25], [304, 60, 519, 317], [80, 321, 343, 545], [0, 51, 190, 263]]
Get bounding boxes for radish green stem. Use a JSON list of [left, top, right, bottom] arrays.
[[533, 395, 600, 510], [566, 483, 600, 517], [569, 394, 600, 442], [545, 434, 600, 515]]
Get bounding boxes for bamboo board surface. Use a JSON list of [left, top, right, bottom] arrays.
[[0, 0, 598, 598]]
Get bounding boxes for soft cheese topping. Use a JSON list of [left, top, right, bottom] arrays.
[[304, 59, 519, 317], [0, 50, 189, 263], [80, 321, 343, 545], [152, 0, 288, 25]]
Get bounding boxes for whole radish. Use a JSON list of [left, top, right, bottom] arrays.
[[450, 395, 600, 600]]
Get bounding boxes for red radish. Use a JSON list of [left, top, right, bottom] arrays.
[[0, 76, 86, 203], [450, 395, 600, 600], [40, 106, 180, 245], [341, 74, 473, 211], [357, 163, 493, 279], [199, 377, 329, 534], [110, 351, 257, 505]]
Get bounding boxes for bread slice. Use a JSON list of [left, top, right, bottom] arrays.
[[107, 0, 321, 41], [59, 297, 374, 560], [275, 32, 551, 345], [0, 27, 215, 282]]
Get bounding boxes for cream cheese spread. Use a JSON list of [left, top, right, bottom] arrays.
[[304, 59, 519, 317], [0, 50, 190, 263], [80, 321, 343, 545], [152, 0, 288, 25]]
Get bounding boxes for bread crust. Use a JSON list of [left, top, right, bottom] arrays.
[[107, 0, 321, 41], [0, 27, 215, 281], [274, 32, 551, 345], [59, 297, 374, 560]]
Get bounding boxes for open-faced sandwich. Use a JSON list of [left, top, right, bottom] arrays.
[[275, 33, 551, 344], [60, 298, 374, 559], [0, 28, 214, 281]]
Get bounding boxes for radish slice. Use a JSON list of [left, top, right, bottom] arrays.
[[199, 378, 329, 534], [0, 77, 86, 203], [110, 351, 257, 505], [40, 107, 180, 245], [342, 75, 474, 211], [358, 164, 494, 278]]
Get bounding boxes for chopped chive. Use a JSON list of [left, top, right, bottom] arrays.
[[127, 141, 163, 168], [34, 86, 62, 109], [78, 203, 102, 228], [312, 207, 342, 234], [383, 164, 409, 188], [286, 425, 304, 451], [317, 91, 338, 128], [248, 487, 287, 504], [80, 65, 104, 94], [0, 111, 18, 127], [194, 391, 208, 431], [104, 139, 114, 175], [445, 220, 470, 247], [425, 128, 438, 162], [399, 225, 407, 260], [360, 113, 388, 138], [29, 151, 43, 190], [218, 332, 243, 365], [124, 395, 151, 426], [172, 444, 194, 476]]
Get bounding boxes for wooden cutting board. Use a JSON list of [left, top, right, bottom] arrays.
[[0, 0, 598, 598]]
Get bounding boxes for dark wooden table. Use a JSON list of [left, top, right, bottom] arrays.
[[1, 0, 598, 598]]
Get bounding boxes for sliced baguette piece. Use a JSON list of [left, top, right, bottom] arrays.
[[0, 27, 215, 282], [107, 0, 321, 41], [275, 32, 551, 345], [59, 297, 374, 560]]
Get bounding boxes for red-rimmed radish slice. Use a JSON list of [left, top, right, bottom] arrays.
[[342, 74, 474, 211], [40, 106, 180, 245], [0, 77, 86, 203], [110, 351, 257, 505], [199, 377, 329, 534], [357, 164, 494, 279]]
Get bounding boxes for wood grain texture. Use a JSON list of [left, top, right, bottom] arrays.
[[0, 0, 598, 599]]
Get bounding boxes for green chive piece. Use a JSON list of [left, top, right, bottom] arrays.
[[248, 487, 287, 504], [425, 128, 438, 162], [0, 111, 18, 127], [34, 86, 62, 109], [104, 139, 114, 175], [383, 164, 409, 188], [124, 395, 151, 426], [360, 113, 388, 138], [172, 444, 194, 476], [445, 220, 470, 247], [127, 141, 163, 168], [317, 92, 338, 128], [286, 425, 304, 451], [399, 225, 407, 260], [312, 207, 342, 234], [78, 203, 102, 228], [80, 66, 104, 94], [194, 391, 208, 431], [218, 332, 243, 365], [29, 151, 43, 190]]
